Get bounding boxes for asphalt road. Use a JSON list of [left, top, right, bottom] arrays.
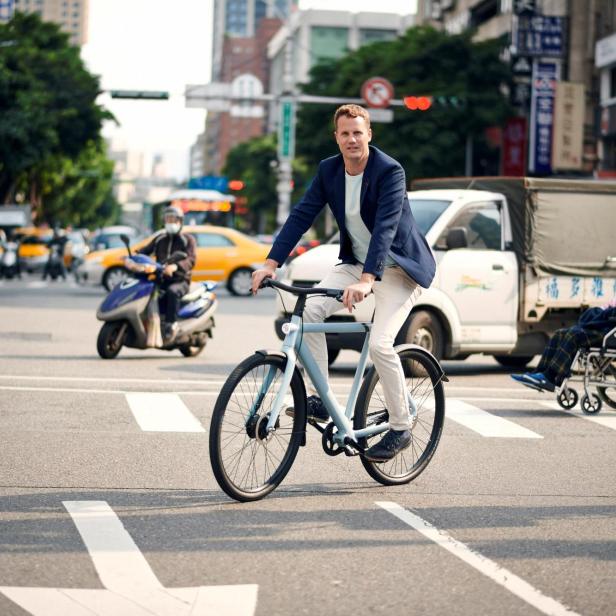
[[0, 276, 615, 616]]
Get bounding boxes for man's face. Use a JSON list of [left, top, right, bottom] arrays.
[[334, 115, 372, 163]]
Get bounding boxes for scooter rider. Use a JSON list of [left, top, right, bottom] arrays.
[[43, 226, 68, 281], [138, 206, 196, 341]]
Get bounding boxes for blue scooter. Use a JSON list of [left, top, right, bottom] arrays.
[[96, 237, 217, 359]]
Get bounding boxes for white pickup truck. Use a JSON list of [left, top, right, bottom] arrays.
[[274, 177, 616, 367]]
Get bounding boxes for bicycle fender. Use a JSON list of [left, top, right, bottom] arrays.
[[255, 349, 308, 445], [394, 343, 449, 382]]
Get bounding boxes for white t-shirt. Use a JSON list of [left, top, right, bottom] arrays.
[[344, 171, 394, 266], [344, 172, 371, 264]]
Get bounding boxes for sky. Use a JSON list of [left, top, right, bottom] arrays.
[[81, 0, 417, 180]]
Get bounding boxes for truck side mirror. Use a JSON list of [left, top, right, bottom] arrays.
[[446, 227, 468, 250]]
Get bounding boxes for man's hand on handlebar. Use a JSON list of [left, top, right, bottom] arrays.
[[342, 274, 375, 313], [163, 263, 178, 277], [251, 259, 279, 295]]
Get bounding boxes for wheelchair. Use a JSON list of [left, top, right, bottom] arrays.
[[556, 326, 616, 414]]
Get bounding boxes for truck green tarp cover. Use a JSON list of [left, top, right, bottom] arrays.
[[412, 177, 616, 277]]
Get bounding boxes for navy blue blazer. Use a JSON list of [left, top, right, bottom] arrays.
[[268, 145, 436, 288]]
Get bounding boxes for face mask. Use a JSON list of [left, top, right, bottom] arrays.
[[165, 222, 181, 234]]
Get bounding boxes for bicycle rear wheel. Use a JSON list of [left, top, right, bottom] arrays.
[[354, 347, 445, 486], [209, 353, 306, 502]]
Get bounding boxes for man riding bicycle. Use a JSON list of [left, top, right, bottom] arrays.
[[251, 104, 435, 462]]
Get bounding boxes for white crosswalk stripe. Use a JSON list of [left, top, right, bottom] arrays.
[[125, 392, 205, 432], [542, 400, 616, 431], [446, 399, 543, 438]]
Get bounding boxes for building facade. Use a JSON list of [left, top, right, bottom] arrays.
[[416, 0, 616, 176], [595, 4, 616, 175], [267, 9, 415, 97], [197, 1, 296, 176], [1, 0, 89, 46]]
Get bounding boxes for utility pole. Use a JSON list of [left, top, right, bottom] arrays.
[[275, 25, 296, 228]]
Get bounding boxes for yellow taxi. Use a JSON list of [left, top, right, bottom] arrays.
[[14, 227, 53, 272], [76, 225, 272, 295]]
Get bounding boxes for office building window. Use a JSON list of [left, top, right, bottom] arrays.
[[359, 29, 397, 45], [310, 26, 349, 65]]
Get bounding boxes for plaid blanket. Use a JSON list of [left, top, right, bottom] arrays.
[[537, 326, 605, 386]]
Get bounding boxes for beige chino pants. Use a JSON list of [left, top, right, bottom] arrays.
[[302, 263, 421, 431]]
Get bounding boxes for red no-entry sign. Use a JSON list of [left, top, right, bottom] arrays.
[[361, 77, 394, 109]]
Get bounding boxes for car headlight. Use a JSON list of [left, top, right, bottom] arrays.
[[87, 255, 105, 264]]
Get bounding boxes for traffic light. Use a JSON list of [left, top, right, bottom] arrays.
[[434, 95, 465, 108], [109, 90, 169, 100], [403, 96, 432, 111], [228, 180, 245, 191]]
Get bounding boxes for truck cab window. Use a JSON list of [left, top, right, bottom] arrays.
[[436, 202, 502, 250]]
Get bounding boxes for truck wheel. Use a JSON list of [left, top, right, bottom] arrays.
[[494, 355, 535, 369], [103, 266, 129, 291], [399, 310, 444, 359]]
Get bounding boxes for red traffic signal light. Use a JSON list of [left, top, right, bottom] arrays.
[[403, 96, 433, 111], [228, 180, 245, 191]]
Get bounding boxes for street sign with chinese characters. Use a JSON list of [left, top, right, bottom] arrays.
[[513, 15, 565, 57], [502, 117, 527, 176], [528, 60, 559, 175], [0, 0, 14, 20], [551, 82, 584, 170], [278, 98, 296, 161], [188, 176, 229, 192], [513, 0, 536, 15]]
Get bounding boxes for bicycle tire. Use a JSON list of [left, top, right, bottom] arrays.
[[209, 353, 306, 502], [354, 347, 445, 486]]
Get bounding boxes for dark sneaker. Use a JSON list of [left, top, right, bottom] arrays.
[[163, 321, 179, 343], [364, 429, 411, 462], [286, 395, 329, 424], [511, 372, 555, 392]]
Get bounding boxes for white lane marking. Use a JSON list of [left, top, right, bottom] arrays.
[[125, 393, 205, 432], [542, 401, 616, 431], [376, 501, 580, 616], [447, 399, 543, 438], [0, 385, 558, 407], [0, 374, 230, 386], [0, 500, 259, 616], [26, 281, 49, 289], [0, 375, 540, 395]]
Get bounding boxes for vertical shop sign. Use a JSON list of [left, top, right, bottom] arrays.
[[502, 117, 527, 176], [528, 60, 559, 174], [551, 82, 584, 170]]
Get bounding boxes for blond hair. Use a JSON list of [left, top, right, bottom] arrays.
[[334, 104, 370, 130]]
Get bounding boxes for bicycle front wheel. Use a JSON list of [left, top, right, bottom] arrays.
[[354, 347, 445, 486], [209, 353, 306, 502]]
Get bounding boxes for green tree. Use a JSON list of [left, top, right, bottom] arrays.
[[296, 26, 513, 180], [24, 141, 121, 228], [0, 12, 112, 216], [223, 134, 310, 234]]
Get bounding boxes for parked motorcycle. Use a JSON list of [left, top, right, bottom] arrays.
[[96, 237, 217, 359], [0, 240, 20, 279]]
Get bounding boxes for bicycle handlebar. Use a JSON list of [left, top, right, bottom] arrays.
[[260, 278, 344, 302]]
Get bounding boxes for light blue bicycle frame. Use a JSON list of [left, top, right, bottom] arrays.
[[257, 313, 407, 447]]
